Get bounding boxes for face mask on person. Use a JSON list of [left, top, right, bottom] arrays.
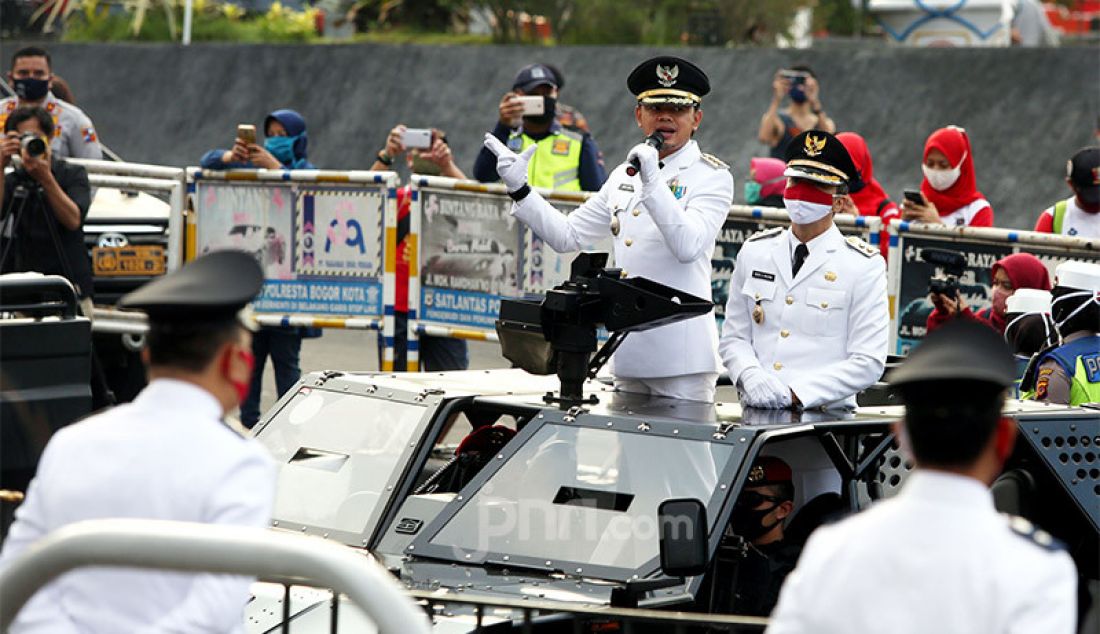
[[222, 346, 255, 405], [13, 77, 49, 101], [789, 86, 808, 104], [921, 153, 965, 191], [783, 180, 835, 224], [745, 176, 784, 205], [731, 491, 786, 541], [264, 135, 298, 166], [523, 96, 557, 126]]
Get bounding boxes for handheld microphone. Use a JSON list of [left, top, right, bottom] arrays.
[[626, 132, 665, 177]]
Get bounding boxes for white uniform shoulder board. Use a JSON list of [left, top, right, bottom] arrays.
[[845, 236, 877, 258], [1003, 514, 1065, 552], [700, 153, 729, 171], [747, 227, 783, 242]]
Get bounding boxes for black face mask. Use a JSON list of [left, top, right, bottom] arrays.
[[523, 96, 557, 127], [14, 77, 49, 101], [730, 491, 787, 541]]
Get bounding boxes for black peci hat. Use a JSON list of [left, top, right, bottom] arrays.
[[120, 250, 263, 328], [627, 56, 710, 106], [784, 130, 859, 188]]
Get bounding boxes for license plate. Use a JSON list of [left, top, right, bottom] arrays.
[[93, 245, 166, 277]]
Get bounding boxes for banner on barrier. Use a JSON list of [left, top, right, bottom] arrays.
[[418, 187, 521, 328], [521, 199, 616, 294], [193, 177, 389, 317], [888, 222, 1099, 354]]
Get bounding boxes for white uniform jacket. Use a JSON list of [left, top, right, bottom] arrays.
[[512, 139, 733, 379], [767, 471, 1078, 634], [719, 224, 888, 408], [0, 379, 276, 634]]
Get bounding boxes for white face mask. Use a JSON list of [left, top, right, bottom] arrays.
[[783, 198, 834, 225], [921, 152, 966, 191]]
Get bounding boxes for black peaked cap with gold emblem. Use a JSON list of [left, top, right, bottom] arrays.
[[119, 250, 263, 327], [627, 56, 710, 106], [784, 130, 859, 189]]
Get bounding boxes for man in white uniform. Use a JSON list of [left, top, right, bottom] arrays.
[[1, 46, 103, 160], [0, 250, 275, 633], [767, 320, 1077, 634], [484, 56, 733, 402], [720, 130, 888, 409]]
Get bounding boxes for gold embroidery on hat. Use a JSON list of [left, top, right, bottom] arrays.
[[804, 133, 826, 157]]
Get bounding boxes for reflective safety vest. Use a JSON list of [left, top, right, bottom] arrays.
[[508, 128, 583, 191], [1037, 335, 1100, 405]]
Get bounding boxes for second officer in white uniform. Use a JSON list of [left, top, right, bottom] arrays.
[[484, 56, 733, 402], [720, 130, 888, 409]]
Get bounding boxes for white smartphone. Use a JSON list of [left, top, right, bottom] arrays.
[[401, 128, 433, 149], [516, 96, 545, 116]]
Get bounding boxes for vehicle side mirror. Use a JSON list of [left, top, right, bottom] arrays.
[[658, 498, 708, 578]]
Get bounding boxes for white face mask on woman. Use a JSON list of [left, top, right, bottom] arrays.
[[922, 152, 966, 191]]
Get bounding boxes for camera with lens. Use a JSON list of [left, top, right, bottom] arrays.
[[921, 247, 967, 299], [20, 133, 47, 158]]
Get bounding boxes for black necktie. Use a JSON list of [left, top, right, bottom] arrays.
[[792, 243, 809, 277]]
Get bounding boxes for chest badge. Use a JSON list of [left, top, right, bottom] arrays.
[[667, 178, 686, 200], [824, 271, 837, 282], [752, 301, 765, 325]]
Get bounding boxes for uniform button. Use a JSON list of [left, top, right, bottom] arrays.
[[632, 208, 641, 217], [625, 238, 633, 247], [754, 293, 761, 300], [780, 329, 790, 338], [785, 296, 794, 305], [820, 302, 829, 308], [773, 362, 783, 371]]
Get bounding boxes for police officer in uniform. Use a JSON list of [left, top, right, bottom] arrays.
[[720, 130, 888, 409], [484, 56, 734, 402], [1026, 260, 1100, 405], [0, 250, 276, 633], [766, 321, 1077, 633]]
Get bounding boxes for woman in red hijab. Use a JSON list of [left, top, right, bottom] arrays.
[[926, 252, 1051, 334], [900, 126, 993, 227], [838, 132, 898, 258]]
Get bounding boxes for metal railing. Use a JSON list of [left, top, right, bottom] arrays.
[[0, 518, 431, 634]]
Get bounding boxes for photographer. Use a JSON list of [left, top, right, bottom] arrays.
[[757, 65, 836, 160], [926, 252, 1050, 335], [0, 106, 93, 312]]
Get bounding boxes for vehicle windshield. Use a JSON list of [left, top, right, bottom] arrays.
[[258, 387, 427, 541], [426, 423, 736, 574]]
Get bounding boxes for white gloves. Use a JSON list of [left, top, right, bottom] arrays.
[[739, 367, 793, 409], [626, 142, 661, 187], [483, 133, 536, 193]]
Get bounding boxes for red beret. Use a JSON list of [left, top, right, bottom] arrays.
[[747, 456, 792, 485]]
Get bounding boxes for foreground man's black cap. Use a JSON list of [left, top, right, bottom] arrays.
[[120, 250, 263, 325], [890, 320, 1016, 390], [627, 56, 710, 106]]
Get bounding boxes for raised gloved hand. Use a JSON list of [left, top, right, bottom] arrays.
[[626, 141, 661, 187], [483, 133, 536, 193], [739, 366, 793, 409]]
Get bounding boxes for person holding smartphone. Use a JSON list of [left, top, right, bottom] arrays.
[[371, 125, 470, 372], [757, 65, 835, 160], [198, 109, 319, 429], [899, 125, 993, 227], [473, 63, 606, 192]]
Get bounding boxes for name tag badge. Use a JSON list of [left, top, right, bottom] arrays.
[[618, 183, 634, 192], [752, 270, 776, 282]]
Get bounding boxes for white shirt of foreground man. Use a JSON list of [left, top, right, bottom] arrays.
[[484, 56, 733, 403], [720, 130, 888, 409], [767, 321, 1077, 634], [0, 251, 276, 634]]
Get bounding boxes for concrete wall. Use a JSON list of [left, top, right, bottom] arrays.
[[4, 42, 1096, 229]]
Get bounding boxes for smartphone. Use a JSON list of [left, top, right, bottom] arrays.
[[780, 69, 808, 85], [516, 95, 545, 116], [903, 189, 925, 205], [237, 124, 256, 146], [401, 128, 433, 150]]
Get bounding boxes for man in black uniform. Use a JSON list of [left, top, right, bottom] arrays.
[[725, 456, 802, 616], [0, 106, 92, 312]]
